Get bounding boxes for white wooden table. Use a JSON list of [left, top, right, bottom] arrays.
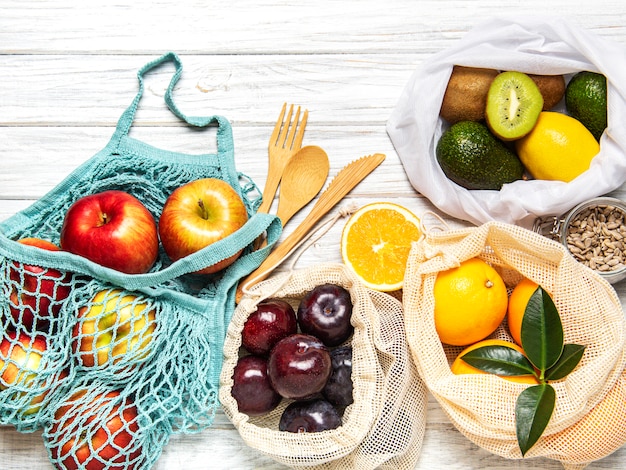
[[1, 1, 626, 468]]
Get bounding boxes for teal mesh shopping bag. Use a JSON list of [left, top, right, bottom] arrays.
[[0, 52, 281, 469]]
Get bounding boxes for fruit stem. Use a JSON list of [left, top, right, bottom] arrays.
[[197, 199, 209, 220]]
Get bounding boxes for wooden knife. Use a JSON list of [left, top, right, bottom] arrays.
[[236, 152, 386, 302]]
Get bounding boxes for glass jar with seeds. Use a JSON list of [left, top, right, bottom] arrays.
[[533, 197, 626, 284]]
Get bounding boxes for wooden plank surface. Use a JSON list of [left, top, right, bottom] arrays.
[[1, 1, 626, 469]]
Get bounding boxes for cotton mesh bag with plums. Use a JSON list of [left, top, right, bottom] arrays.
[[220, 263, 426, 470]]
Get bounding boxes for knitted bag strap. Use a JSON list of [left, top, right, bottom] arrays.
[[112, 51, 240, 187], [0, 52, 282, 290]]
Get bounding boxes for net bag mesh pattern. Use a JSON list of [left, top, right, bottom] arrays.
[[402, 220, 626, 469], [0, 52, 280, 469], [220, 263, 427, 470]]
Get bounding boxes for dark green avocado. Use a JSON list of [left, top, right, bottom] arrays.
[[565, 71, 607, 141], [436, 120, 524, 190]]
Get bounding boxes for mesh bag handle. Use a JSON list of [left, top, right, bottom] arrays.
[[113, 52, 240, 186], [115, 52, 236, 160], [0, 51, 282, 289]]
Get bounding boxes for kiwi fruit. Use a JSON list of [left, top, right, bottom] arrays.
[[440, 66, 499, 124], [528, 74, 566, 110], [485, 71, 544, 141]]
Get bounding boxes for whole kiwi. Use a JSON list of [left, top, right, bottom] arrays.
[[528, 74, 566, 110], [440, 66, 499, 124]]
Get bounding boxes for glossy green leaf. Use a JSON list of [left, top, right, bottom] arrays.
[[544, 344, 586, 381], [521, 286, 563, 372], [461, 345, 536, 377], [516, 383, 556, 456]]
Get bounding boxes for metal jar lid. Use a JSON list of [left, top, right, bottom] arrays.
[[533, 197, 626, 284]]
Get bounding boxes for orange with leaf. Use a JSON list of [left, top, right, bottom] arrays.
[[451, 279, 585, 456], [451, 339, 539, 385]]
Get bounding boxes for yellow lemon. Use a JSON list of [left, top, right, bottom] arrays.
[[543, 374, 626, 460], [516, 111, 600, 182]]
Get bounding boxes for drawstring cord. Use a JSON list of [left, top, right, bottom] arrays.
[[240, 202, 360, 300]]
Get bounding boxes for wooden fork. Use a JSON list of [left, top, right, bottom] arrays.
[[257, 103, 308, 214]]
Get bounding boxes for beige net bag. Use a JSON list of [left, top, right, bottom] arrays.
[[402, 220, 626, 469], [220, 263, 426, 469]]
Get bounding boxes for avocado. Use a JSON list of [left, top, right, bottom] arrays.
[[436, 121, 525, 190], [565, 71, 607, 141]]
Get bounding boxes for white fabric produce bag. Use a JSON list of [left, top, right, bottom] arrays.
[[386, 15, 626, 228]]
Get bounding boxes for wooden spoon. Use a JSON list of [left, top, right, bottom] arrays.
[[237, 153, 386, 302], [276, 145, 330, 227]]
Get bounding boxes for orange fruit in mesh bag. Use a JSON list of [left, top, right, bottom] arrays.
[[506, 277, 539, 346], [450, 338, 539, 384], [433, 258, 508, 346], [543, 373, 626, 462], [341, 202, 421, 292]]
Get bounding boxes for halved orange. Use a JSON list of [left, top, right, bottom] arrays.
[[340, 202, 421, 291]]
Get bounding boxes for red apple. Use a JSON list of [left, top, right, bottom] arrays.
[[158, 178, 249, 275], [0, 331, 48, 415], [47, 388, 142, 470], [60, 190, 158, 274], [72, 288, 157, 368], [8, 237, 72, 331]]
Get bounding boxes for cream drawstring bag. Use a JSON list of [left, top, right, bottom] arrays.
[[387, 16, 626, 228], [220, 264, 426, 470], [402, 220, 626, 469]]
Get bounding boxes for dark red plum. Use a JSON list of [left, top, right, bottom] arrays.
[[323, 346, 353, 407], [297, 284, 353, 347], [242, 299, 297, 356], [268, 334, 331, 400], [231, 355, 281, 416], [279, 399, 342, 433]]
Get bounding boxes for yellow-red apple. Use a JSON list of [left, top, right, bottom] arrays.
[[8, 237, 72, 331], [158, 178, 248, 275], [60, 190, 159, 274], [0, 331, 48, 415], [47, 388, 142, 470], [72, 288, 156, 368]]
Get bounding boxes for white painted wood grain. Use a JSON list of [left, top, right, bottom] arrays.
[[1, 1, 626, 469]]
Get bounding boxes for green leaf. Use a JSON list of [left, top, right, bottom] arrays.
[[521, 286, 564, 372], [544, 344, 586, 381], [461, 345, 536, 377], [516, 383, 556, 456]]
